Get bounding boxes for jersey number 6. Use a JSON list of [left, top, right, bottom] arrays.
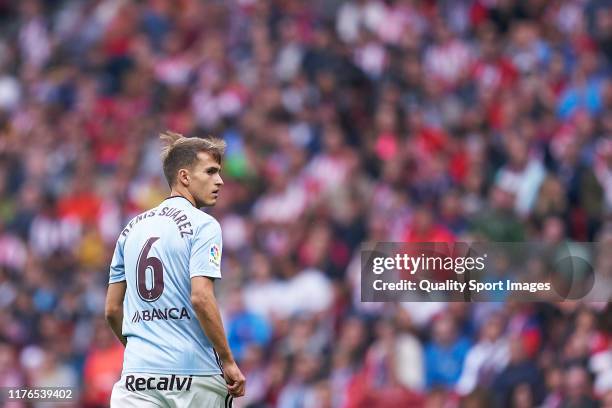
[[137, 237, 164, 302]]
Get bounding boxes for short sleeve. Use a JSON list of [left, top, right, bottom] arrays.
[[189, 220, 222, 279], [109, 235, 126, 283]]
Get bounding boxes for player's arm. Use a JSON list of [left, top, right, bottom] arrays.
[[105, 281, 127, 346], [191, 276, 245, 397], [106, 234, 127, 346]]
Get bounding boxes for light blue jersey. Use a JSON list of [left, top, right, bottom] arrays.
[[109, 196, 224, 375]]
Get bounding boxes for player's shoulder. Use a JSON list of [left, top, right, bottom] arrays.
[[117, 207, 159, 241], [186, 207, 221, 233]]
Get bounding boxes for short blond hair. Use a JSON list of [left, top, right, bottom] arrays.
[[160, 131, 226, 187]]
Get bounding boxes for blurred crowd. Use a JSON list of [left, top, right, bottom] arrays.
[[0, 0, 611, 407]]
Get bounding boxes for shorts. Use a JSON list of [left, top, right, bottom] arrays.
[[110, 373, 233, 408]]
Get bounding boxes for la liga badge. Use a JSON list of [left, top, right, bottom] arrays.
[[209, 244, 221, 267]]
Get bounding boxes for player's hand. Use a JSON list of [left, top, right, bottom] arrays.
[[223, 361, 246, 397]]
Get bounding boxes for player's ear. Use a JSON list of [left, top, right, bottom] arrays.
[[177, 168, 190, 186]]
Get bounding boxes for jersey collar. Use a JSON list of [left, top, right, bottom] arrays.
[[164, 195, 195, 207]]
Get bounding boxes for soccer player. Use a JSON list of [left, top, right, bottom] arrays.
[[105, 131, 245, 407]]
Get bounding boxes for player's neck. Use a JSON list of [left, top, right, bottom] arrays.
[[168, 188, 196, 207]]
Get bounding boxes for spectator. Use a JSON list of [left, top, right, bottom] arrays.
[[561, 365, 600, 408], [225, 289, 271, 362], [82, 320, 123, 408], [456, 313, 510, 395], [492, 338, 545, 407], [425, 314, 471, 390]]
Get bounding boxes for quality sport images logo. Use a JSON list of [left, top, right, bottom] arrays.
[[131, 307, 191, 323]]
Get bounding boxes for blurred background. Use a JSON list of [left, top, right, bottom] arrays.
[[0, 0, 611, 407]]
